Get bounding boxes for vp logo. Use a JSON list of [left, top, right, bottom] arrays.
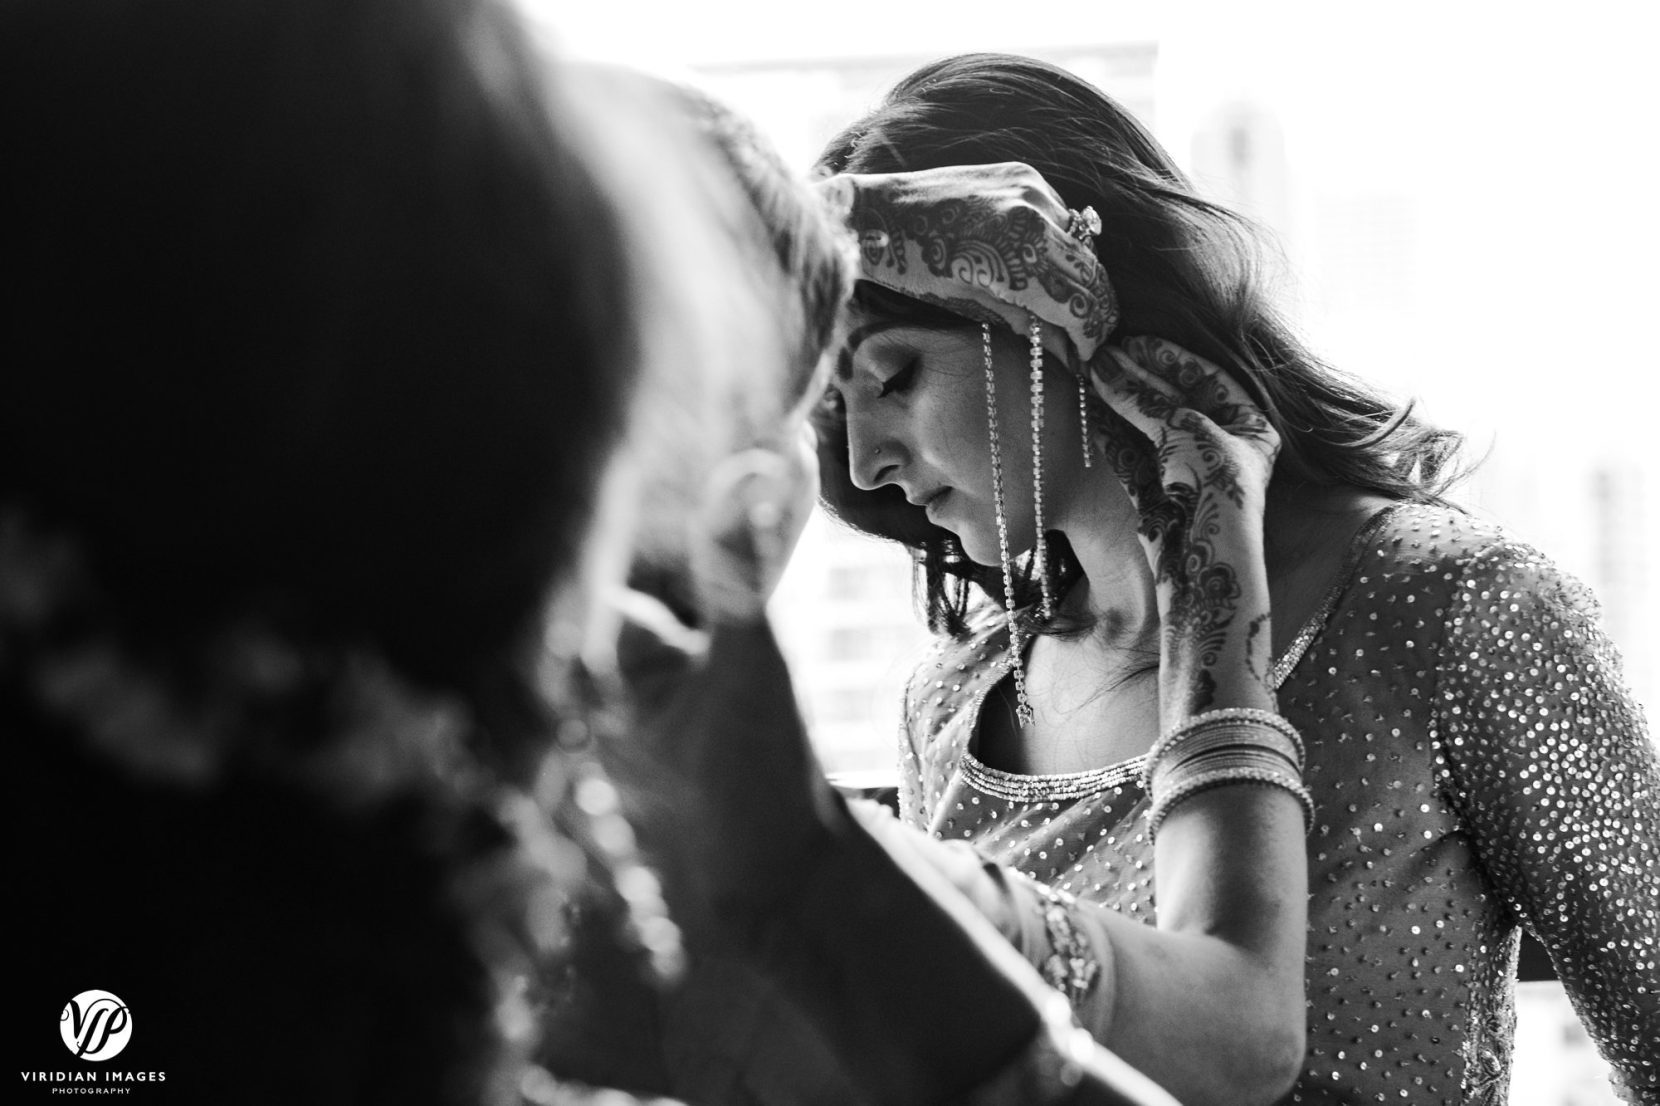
[[60, 990, 133, 1061]]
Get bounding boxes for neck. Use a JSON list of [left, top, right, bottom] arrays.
[[1263, 482, 1391, 575], [1053, 479, 1159, 650], [1054, 477, 1388, 654]]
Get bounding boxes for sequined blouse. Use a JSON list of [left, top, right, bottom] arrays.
[[899, 504, 1660, 1105]]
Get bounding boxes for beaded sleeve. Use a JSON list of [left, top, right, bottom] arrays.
[[1434, 540, 1660, 1104]]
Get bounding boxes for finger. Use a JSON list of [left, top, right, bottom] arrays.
[[1109, 344, 1279, 464], [1172, 409, 1257, 507], [1118, 336, 1272, 438], [1086, 348, 1182, 445], [1090, 398, 1167, 516], [1093, 356, 1248, 505], [1089, 354, 1214, 508], [995, 161, 1072, 227]]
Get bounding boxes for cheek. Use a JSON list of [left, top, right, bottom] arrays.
[[913, 381, 992, 474]]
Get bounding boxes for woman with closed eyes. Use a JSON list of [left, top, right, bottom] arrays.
[[799, 53, 1660, 1106]]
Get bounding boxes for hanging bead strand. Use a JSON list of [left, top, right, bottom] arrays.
[[1078, 372, 1093, 468], [1029, 316, 1053, 622], [984, 323, 1032, 726]]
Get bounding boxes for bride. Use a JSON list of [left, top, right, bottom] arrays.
[[807, 52, 1659, 1106]]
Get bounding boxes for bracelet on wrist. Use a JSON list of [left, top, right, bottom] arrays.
[[1147, 766, 1315, 839], [1145, 726, 1302, 793], [1143, 708, 1312, 840], [1032, 882, 1101, 1008], [1141, 707, 1304, 789]]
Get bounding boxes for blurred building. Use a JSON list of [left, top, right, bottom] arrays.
[[766, 512, 924, 779]]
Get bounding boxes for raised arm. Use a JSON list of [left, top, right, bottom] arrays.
[[1080, 335, 1310, 1103]]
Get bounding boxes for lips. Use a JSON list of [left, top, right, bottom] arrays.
[[920, 488, 951, 516]]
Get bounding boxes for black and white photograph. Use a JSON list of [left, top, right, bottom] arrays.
[[7, 1, 1656, 1103]]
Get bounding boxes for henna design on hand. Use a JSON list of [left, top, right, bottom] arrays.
[[1085, 337, 1280, 717]]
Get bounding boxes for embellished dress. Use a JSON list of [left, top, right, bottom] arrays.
[[899, 504, 1660, 1105]]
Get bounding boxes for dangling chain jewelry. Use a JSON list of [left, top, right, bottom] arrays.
[[1077, 373, 1093, 468], [984, 323, 1033, 726], [1028, 316, 1053, 622], [1065, 204, 1101, 472]]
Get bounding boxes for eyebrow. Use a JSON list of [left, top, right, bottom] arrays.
[[835, 319, 905, 381]]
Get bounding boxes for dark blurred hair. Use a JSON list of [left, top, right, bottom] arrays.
[[1, 0, 636, 751], [812, 53, 1467, 635], [3, 0, 640, 1099]]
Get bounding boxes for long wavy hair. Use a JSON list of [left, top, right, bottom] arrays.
[[813, 53, 1467, 636]]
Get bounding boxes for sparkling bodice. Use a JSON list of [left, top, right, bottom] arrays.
[[899, 504, 1660, 1105]]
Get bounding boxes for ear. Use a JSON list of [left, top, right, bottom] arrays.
[[691, 443, 820, 625]]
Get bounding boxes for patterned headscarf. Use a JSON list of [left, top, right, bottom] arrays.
[[818, 161, 1118, 368]]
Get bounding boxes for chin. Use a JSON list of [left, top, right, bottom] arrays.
[[956, 526, 1015, 570], [942, 505, 1033, 568]]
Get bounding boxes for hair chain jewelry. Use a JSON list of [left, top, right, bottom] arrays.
[[984, 323, 1033, 726], [1028, 316, 1053, 622], [1077, 373, 1093, 468], [1063, 205, 1101, 472]]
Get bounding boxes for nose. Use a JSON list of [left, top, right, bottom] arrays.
[[846, 408, 902, 492]]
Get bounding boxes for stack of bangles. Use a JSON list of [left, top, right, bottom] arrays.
[[1140, 708, 1314, 839]]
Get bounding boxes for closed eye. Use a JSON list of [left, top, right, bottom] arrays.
[[876, 358, 920, 398]]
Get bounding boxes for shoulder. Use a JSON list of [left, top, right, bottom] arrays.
[[906, 598, 1009, 686], [901, 597, 1008, 732], [1357, 502, 1598, 623], [1397, 504, 1599, 625]]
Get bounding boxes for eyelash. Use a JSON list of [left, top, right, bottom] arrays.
[[877, 359, 920, 398]]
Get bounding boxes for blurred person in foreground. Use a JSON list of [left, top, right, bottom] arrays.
[[3, 0, 659, 1099]]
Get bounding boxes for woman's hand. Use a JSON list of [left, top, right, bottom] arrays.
[[1087, 336, 1281, 719]]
